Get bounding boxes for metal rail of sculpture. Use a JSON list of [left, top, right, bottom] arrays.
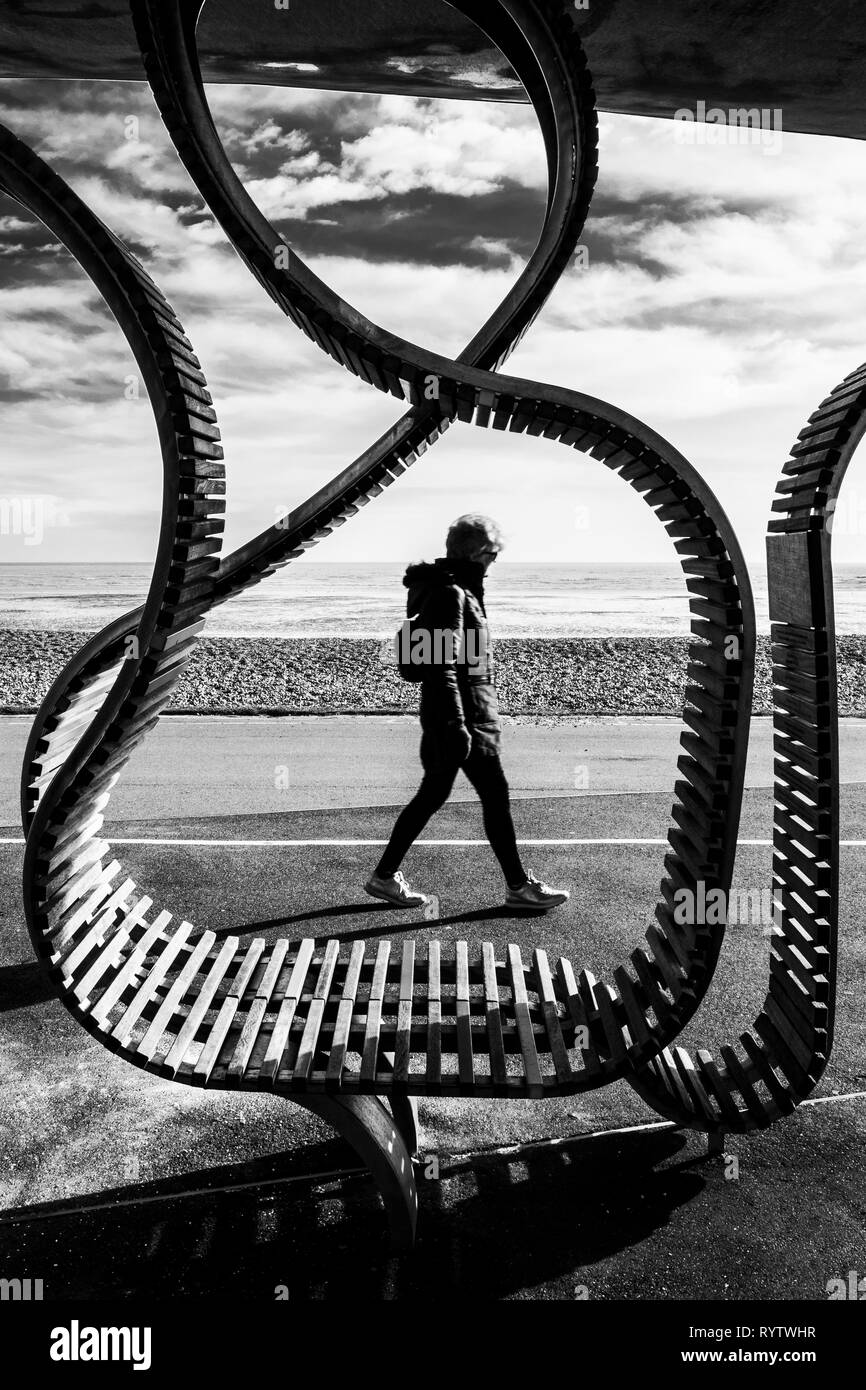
[[8, 0, 846, 1247]]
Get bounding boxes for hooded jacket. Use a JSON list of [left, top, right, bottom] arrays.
[[402, 556, 501, 755]]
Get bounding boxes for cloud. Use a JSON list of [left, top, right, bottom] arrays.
[[0, 78, 864, 569]]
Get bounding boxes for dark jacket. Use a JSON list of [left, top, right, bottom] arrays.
[[403, 556, 501, 755]]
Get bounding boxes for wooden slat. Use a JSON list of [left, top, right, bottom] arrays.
[[769, 935, 828, 1000], [482, 942, 508, 1086], [259, 938, 316, 1082], [763, 987, 822, 1063], [695, 1049, 743, 1127], [136, 931, 218, 1061], [48, 863, 124, 954], [773, 806, 827, 859], [630, 948, 675, 1026], [718, 1043, 771, 1124], [773, 837, 830, 887], [394, 940, 416, 1086], [670, 1046, 718, 1123], [754, 1007, 815, 1091], [194, 939, 267, 1082], [162, 937, 241, 1075], [361, 940, 391, 1083], [593, 981, 628, 1063], [42, 804, 107, 856], [613, 966, 655, 1052], [655, 1048, 694, 1112], [325, 940, 366, 1085], [226, 940, 290, 1079], [455, 940, 474, 1088], [772, 860, 829, 913], [58, 878, 137, 976], [534, 949, 572, 1083], [43, 855, 116, 924], [554, 956, 600, 1076], [90, 909, 173, 1027], [645, 922, 687, 993], [739, 1031, 796, 1113], [784, 913, 831, 969], [73, 895, 154, 1005], [110, 922, 196, 1048], [768, 965, 828, 1034], [508, 945, 542, 1097], [292, 939, 340, 1083], [426, 940, 442, 1090]]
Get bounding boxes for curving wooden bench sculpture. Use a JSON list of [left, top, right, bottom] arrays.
[[10, 0, 844, 1248], [625, 368, 857, 1133]]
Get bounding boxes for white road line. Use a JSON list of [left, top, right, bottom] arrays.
[[451, 1088, 866, 1164], [3, 835, 866, 847]]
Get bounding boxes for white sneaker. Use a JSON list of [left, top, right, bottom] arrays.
[[505, 871, 569, 913], [364, 870, 428, 908]]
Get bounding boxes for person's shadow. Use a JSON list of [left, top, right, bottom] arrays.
[[221, 901, 518, 944]]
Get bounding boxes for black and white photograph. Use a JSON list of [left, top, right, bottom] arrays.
[[0, 0, 863, 1360]]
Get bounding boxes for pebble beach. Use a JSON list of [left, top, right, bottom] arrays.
[[3, 632, 866, 716]]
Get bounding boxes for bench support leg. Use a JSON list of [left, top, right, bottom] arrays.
[[388, 1095, 420, 1158], [379, 1051, 421, 1156], [291, 1094, 418, 1251]]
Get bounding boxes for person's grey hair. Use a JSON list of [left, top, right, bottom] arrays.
[[445, 513, 505, 559]]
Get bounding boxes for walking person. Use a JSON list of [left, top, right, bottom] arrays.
[[365, 514, 570, 912]]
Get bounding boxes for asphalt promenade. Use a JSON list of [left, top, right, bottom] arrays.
[[1, 715, 864, 1299]]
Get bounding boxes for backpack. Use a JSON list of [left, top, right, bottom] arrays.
[[392, 586, 466, 682]]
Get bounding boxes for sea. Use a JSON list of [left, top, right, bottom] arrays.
[[2, 562, 866, 637]]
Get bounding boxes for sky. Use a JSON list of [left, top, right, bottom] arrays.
[[1, 73, 865, 567]]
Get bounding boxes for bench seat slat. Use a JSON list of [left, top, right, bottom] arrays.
[[137, 931, 219, 1061], [456, 941, 474, 1088], [163, 937, 242, 1075], [227, 939, 291, 1079], [195, 940, 269, 1083], [90, 909, 173, 1026], [260, 939, 317, 1083], [360, 940, 391, 1084], [326, 939, 366, 1085], [426, 941, 442, 1090], [482, 942, 507, 1086], [292, 939, 340, 1082], [394, 940, 416, 1086], [508, 944, 542, 1097], [73, 895, 154, 1005], [534, 948, 572, 1084], [111, 922, 196, 1048]]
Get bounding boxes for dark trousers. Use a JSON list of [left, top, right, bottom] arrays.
[[375, 733, 527, 888]]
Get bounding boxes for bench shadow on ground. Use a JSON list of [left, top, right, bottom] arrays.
[[0, 959, 56, 1013], [0, 1126, 706, 1300]]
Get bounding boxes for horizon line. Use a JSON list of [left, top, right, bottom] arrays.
[[0, 556, 793, 567]]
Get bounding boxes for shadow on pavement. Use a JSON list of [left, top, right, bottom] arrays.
[[0, 960, 55, 1013], [228, 901, 518, 943], [0, 1126, 702, 1299]]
